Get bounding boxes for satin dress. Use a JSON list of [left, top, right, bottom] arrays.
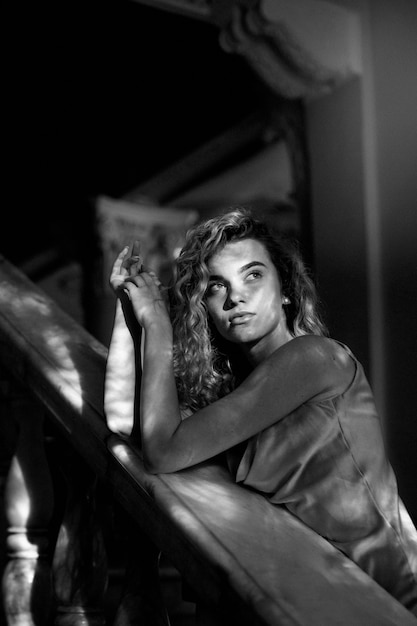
[[227, 342, 417, 614]]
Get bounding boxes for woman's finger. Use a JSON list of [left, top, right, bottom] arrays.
[[123, 273, 164, 298], [112, 246, 129, 270], [129, 258, 143, 277], [110, 247, 130, 287], [131, 240, 141, 257], [124, 273, 153, 287], [148, 271, 164, 290], [120, 241, 143, 278]]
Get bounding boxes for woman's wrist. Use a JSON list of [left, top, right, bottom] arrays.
[[145, 317, 173, 337], [143, 315, 173, 346]]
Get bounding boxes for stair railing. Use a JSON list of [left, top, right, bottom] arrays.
[[0, 255, 414, 626]]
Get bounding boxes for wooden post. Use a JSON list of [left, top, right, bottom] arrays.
[[1, 377, 54, 626], [52, 442, 107, 626]]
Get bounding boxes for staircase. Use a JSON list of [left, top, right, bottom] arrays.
[[105, 556, 196, 625]]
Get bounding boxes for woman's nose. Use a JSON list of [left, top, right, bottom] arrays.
[[224, 285, 246, 310]]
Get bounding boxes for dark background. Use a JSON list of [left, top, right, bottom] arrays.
[[5, 0, 266, 267]]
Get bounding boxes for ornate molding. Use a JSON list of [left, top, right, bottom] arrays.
[[219, 0, 362, 100], [130, 0, 362, 100]]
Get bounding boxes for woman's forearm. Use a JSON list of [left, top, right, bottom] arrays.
[[139, 320, 183, 471], [104, 299, 139, 435]]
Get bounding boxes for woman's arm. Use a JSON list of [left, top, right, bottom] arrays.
[[143, 331, 354, 473], [123, 268, 355, 474], [104, 298, 139, 436], [104, 245, 143, 437], [120, 269, 182, 462]]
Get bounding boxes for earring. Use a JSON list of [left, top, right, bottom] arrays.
[[283, 296, 291, 305]]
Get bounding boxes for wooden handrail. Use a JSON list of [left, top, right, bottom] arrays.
[[0, 254, 415, 625]]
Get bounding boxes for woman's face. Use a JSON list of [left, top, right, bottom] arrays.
[[205, 238, 292, 363]]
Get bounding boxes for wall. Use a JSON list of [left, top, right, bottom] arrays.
[[371, 0, 417, 519], [306, 0, 417, 518]]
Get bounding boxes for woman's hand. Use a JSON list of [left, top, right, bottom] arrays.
[[109, 241, 143, 295], [110, 241, 171, 335], [123, 271, 171, 332]]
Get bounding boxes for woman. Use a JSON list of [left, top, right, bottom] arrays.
[[104, 208, 417, 613]]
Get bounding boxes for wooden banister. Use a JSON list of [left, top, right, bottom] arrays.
[[0, 254, 415, 625]]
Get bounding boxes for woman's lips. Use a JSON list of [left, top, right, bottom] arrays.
[[229, 312, 255, 325]]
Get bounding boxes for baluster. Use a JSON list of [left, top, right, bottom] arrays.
[[1, 377, 54, 626], [52, 443, 107, 626], [112, 510, 170, 626]]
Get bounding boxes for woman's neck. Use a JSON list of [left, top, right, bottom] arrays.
[[240, 329, 294, 368]]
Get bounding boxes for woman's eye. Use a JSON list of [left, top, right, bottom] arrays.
[[207, 282, 225, 295], [247, 271, 262, 280]]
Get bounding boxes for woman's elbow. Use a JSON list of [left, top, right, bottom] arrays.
[[142, 439, 193, 474], [142, 446, 178, 474], [142, 453, 164, 474]]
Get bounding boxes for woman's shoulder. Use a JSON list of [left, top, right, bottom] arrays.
[[269, 335, 356, 397], [275, 334, 351, 360]]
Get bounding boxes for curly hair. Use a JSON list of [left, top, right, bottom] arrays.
[[170, 207, 327, 411]]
